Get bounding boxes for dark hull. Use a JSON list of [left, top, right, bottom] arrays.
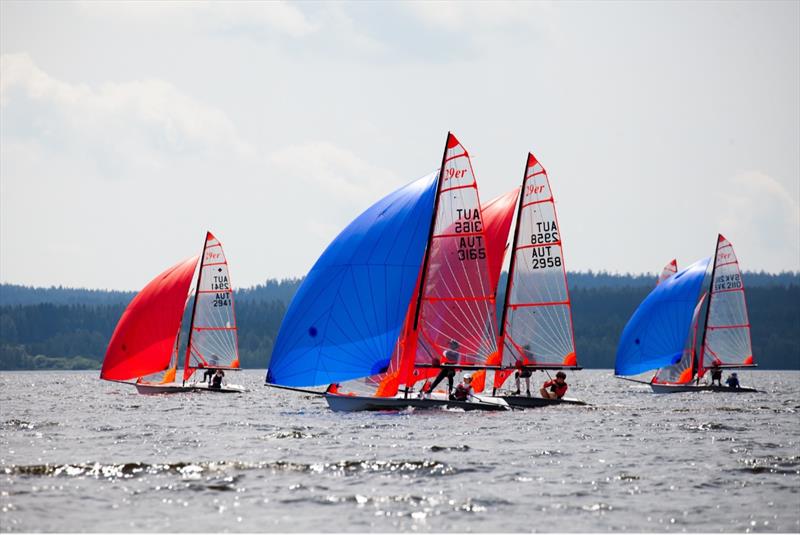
[[650, 383, 759, 394], [134, 382, 246, 395], [499, 395, 587, 408], [324, 394, 509, 412]]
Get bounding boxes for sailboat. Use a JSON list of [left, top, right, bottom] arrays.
[[265, 133, 509, 411], [657, 259, 678, 285], [101, 232, 245, 394], [615, 235, 758, 393], [484, 153, 585, 408]]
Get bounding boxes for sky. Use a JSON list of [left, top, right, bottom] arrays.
[[1, 1, 798, 291]]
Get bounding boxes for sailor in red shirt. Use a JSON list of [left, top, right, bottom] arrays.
[[540, 371, 568, 399]]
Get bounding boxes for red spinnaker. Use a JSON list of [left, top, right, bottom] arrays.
[[101, 256, 199, 381]]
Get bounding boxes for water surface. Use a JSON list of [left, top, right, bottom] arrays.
[[1, 370, 798, 532]]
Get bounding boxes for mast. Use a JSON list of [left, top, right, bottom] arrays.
[[412, 132, 449, 331], [696, 233, 720, 380], [182, 232, 210, 385], [498, 158, 528, 337]]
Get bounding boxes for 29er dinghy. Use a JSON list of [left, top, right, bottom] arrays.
[[475, 153, 585, 408], [101, 232, 245, 394], [615, 235, 758, 393], [265, 133, 509, 411]]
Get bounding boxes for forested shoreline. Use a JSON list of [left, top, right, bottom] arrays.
[[1, 272, 798, 371]]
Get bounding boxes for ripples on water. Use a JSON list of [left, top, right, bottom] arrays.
[[1, 370, 798, 532]]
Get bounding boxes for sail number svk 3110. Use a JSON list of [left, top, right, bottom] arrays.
[[453, 208, 486, 261]]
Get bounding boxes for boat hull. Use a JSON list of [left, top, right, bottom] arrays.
[[324, 394, 509, 412], [650, 383, 759, 394], [499, 395, 587, 408], [134, 382, 246, 394]]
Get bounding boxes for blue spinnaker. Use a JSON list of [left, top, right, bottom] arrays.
[[615, 257, 711, 377], [266, 173, 439, 387]]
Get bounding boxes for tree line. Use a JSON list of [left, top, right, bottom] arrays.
[[1, 273, 798, 371]]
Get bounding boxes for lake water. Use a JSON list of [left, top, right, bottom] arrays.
[[1, 370, 798, 532]]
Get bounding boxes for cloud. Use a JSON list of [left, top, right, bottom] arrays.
[[718, 171, 800, 270], [75, 0, 318, 38], [1, 53, 250, 174], [268, 141, 398, 205]]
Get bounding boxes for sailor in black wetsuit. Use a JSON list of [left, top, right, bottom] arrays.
[[512, 345, 534, 396], [203, 368, 215, 384], [710, 358, 723, 386], [210, 369, 225, 389], [725, 372, 740, 389], [425, 339, 460, 397]]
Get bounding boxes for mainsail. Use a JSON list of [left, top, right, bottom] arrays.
[[183, 232, 240, 381], [499, 153, 577, 371], [657, 259, 678, 285], [698, 234, 755, 376], [412, 133, 498, 370], [267, 173, 439, 387], [101, 256, 199, 381]]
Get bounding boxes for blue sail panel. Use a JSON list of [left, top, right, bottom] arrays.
[[267, 173, 438, 387], [615, 257, 711, 376]]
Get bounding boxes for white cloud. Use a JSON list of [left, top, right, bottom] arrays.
[[718, 171, 800, 271], [75, 0, 317, 38], [1, 53, 250, 169]]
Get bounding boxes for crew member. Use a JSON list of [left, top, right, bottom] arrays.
[[425, 339, 460, 397], [451, 373, 475, 402], [540, 371, 568, 399], [725, 372, 741, 389]]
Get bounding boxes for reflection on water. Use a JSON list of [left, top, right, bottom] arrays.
[[1, 370, 798, 532]]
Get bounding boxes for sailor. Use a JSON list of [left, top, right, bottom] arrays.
[[451, 373, 475, 402], [512, 345, 534, 396], [210, 369, 225, 389], [425, 339, 460, 397], [202, 367, 215, 384], [710, 358, 723, 386], [540, 371, 568, 399], [725, 372, 740, 389]]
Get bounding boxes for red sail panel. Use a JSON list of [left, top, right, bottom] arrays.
[[414, 133, 499, 368], [471, 188, 519, 392], [184, 232, 240, 381], [101, 256, 199, 381], [500, 153, 577, 370], [657, 259, 678, 285], [482, 187, 520, 294], [700, 235, 754, 374]]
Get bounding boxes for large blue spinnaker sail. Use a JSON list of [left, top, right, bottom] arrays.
[[615, 257, 711, 377], [267, 173, 439, 387]]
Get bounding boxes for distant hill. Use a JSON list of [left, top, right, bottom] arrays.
[[2, 271, 797, 306], [1, 272, 798, 371]]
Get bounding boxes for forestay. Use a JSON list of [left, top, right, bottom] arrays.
[[699, 235, 754, 374], [414, 133, 498, 369], [267, 173, 439, 387], [500, 153, 577, 369], [184, 232, 240, 381]]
